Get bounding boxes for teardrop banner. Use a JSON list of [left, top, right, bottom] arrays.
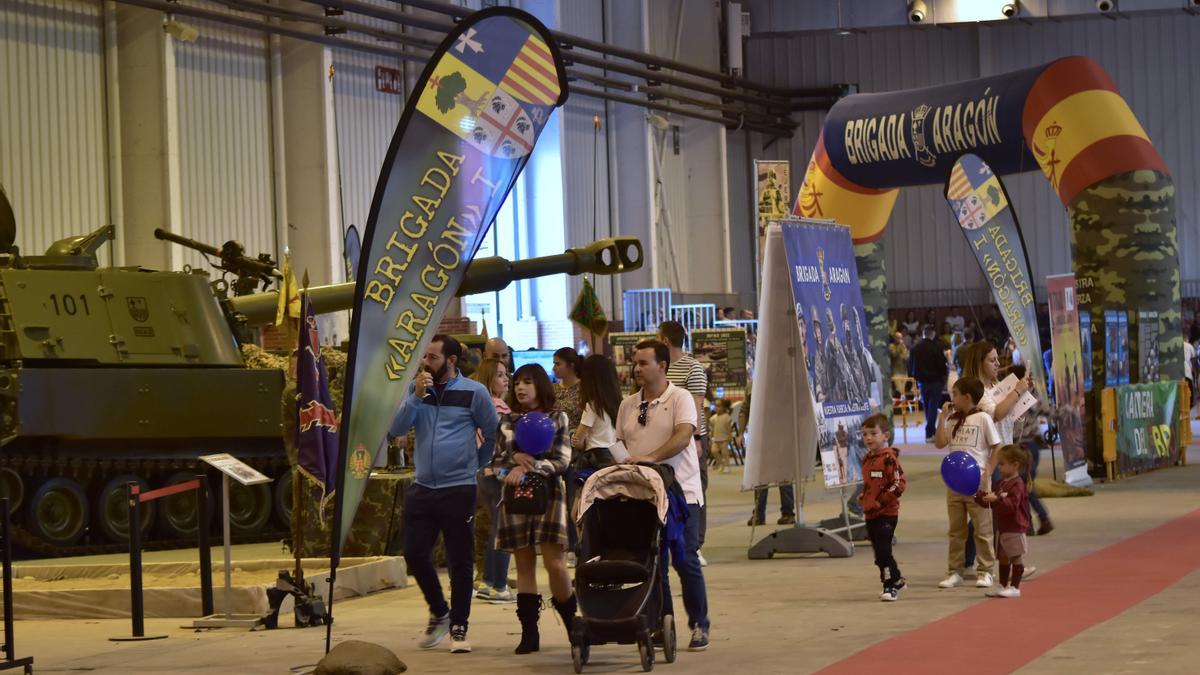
[[330, 7, 567, 567], [943, 153, 1047, 396]]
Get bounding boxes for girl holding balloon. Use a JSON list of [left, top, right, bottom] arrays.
[[490, 363, 575, 654]]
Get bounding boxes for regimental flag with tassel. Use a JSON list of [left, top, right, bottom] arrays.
[[296, 289, 340, 513], [570, 278, 608, 338], [275, 255, 302, 326]]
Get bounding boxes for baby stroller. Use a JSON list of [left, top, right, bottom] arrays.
[[571, 464, 677, 672]]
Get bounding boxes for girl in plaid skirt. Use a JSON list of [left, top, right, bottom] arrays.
[[490, 363, 576, 654]]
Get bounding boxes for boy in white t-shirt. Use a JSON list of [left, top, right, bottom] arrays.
[[934, 376, 1002, 590]]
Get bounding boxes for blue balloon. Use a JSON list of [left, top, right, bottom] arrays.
[[514, 411, 556, 457], [941, 451, 982, 497]]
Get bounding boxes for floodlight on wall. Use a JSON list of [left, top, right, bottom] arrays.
[[647, 113, 670, 131], [908, 0, 928, 23], [1095, 0, 1115, 12], [1001, 2, 1020, 18], [164, 18, 200, 42]]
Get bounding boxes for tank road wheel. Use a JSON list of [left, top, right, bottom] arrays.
[[96, 475, 156, 543], [158, 472, 212, 538], [26, 478, 89, 547], [273, 469, 294, 530], [0, 467, 24, 514], [227, 481, 272, 535]]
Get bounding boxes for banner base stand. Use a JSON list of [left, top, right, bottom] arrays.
[[747, 525, 853, 559], [818, 514, 867, 541], [191, 613, 268, 630]]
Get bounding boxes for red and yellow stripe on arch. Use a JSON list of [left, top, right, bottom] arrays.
[[1021, 56, 1166, 206], [792, 56, 1168, 243], [792, 133, 898, 243]]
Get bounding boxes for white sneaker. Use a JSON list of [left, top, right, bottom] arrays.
[[697, 550, 708, 567], [488, 588, 516, 604], [984, 586, 1003, 597], [419, 612, 450, 649], [997, 586, 1021, 598], [1022, 566, 1037, 581], [975, 573, 994, 588], [449, 624, 471, 653], [938, 572, 963, 589]]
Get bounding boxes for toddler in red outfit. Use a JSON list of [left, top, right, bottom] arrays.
[[859, 413, 907, 601], [976, 444, 1031, 598]]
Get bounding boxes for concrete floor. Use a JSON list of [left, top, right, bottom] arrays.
[[11, 439, 1200, 674]]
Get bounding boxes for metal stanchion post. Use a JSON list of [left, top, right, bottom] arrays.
[[129, 483, 144, 638], [0, 497, 33, 672], [110, 485, 165, 641], [197, 474, 214, 617]]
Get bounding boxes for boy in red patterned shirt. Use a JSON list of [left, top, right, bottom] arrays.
[[859, 413, 907, 601]]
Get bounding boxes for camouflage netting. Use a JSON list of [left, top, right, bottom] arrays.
[[242, 343, 411, 558], [1068, 169, 1180, 466]]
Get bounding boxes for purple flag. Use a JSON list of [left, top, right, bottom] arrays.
[[297, 293, 339, 503]]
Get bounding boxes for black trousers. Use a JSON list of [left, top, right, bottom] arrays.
[[696, 434, 710, 547], [404, 484, 477, 627], [866, 515, 902, 589]]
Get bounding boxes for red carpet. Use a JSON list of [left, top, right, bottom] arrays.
[[818, 508, 1200, 674]]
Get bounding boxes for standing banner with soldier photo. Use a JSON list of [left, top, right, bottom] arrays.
[[755, 160, 790, 292], [1046, 274, 1091, 486], [944, 153, 1047, 396], [332, 8, 567, 561], [780, 220, 882, 489], [1137, 310, 1160, 382]]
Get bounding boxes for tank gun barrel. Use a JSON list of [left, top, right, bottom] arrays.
[[154, 228, 281, 280], [228, 236, 643, 328]]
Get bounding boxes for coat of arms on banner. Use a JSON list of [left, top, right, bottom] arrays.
[[947, 160, 1008, 230], [417, 34, 556, 159]]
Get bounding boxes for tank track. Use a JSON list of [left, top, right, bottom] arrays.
[[1, 451, 291, 559]]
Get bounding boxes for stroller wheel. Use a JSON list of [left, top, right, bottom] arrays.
[[662, 615, 677, 663], [572, 643, 588, 673], [639, 635, 655, 671]]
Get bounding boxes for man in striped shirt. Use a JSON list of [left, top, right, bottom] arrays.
[[659, 320, 711, 565]]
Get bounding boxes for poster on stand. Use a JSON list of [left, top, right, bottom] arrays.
[[692, 328, 748, 397], [1046, 274, 1091, 486], [755, 161, 791, 292], [1118, 312, 1130, 384], [780, 220, 880, 489], [1137, 310, 1160, 382], [1105, 310, 1124, 388], [608, 331, 655, 395]]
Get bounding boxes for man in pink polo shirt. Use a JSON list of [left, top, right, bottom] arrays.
[[613, 340, 710, 651]]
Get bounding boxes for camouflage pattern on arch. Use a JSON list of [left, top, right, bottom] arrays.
[[1069, 169, 1180, 464], [854, 238, 893, 423]]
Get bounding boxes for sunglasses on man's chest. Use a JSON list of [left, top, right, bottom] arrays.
[[638, 401, 649, 426]]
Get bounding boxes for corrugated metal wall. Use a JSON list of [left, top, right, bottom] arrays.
[[559, 0, 616, 318], [331, 0, 407, 273], [0, 0, 108, 257], [746, 13, 1200, 304], [174, 1, 274, 273]]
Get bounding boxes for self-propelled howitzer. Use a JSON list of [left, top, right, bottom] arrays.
[[0, 180, 640, 556]]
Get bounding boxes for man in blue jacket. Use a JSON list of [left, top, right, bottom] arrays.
[[390, 334, 498, 654]]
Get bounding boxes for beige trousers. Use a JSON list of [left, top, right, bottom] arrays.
[[946, 489, 994, 576]]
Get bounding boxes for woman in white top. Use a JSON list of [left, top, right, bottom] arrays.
[[571, 355, 622, 465], [960, 341, 1030, 445]]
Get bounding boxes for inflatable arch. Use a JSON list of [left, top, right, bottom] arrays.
[[792, 56, 1180, 433]]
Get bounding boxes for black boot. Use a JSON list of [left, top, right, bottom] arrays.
[[515, 593, 541, 654], [551, 594, 578, 643]]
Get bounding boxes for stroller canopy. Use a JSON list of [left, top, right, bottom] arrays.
[[578, 464, 669, 524]]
